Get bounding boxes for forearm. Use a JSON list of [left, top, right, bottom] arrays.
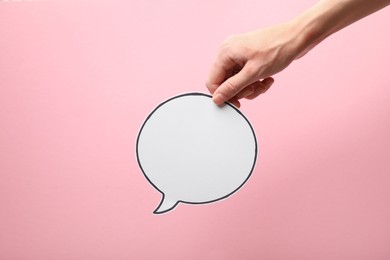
[[289, 0, 390, 58]]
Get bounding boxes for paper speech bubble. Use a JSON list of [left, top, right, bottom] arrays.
[[136, 93, 257, 214]]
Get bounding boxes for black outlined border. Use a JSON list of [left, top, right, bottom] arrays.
[[135, 92, 258, 214]]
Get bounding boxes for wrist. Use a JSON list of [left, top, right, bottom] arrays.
[[286, 0, 345, 59]]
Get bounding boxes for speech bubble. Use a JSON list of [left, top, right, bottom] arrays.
[[136, 93, 257, 214]]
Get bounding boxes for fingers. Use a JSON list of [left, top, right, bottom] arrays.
[[207, 71, 274, 107], [228, 77, 273, 105], [227, 97, 241, 108], [211, 64, 257, 105], [245, 77, 274, 100], [206, 44, 274, 107], [236, 85, 255, 99]]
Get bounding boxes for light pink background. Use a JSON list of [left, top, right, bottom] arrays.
[[1, 1, 390, 259]]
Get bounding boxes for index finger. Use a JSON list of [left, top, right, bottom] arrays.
[[206, 52, 239, 94]]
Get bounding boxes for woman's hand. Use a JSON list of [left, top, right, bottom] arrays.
[[206, 0, 390, 107]]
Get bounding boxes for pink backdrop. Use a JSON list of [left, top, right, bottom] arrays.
[[1, 1, 390, 259]]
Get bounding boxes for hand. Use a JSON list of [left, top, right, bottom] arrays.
[[206, 23, 301, 107]]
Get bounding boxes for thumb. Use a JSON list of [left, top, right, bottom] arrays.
[[212, 65, 256, 105]]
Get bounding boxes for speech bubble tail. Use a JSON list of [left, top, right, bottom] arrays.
[[153, 196, 178, 214]]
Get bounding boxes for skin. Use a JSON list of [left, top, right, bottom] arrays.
[[206, 0, 390, 108]]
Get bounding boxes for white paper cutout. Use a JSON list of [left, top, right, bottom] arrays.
[[136, 93, 257, 214]]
